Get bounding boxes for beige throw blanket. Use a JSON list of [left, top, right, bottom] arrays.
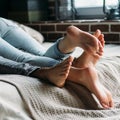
[[0, 55, 120, 120]]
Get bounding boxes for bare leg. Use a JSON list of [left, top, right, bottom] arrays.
[[68, 30, 114, 109], [58, 26, 101, 55], [31, 56, 73, 87]]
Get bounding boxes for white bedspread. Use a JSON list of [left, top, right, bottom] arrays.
[[0, 44, 120, 120]]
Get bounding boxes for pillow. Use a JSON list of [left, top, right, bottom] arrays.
[[17, 24, 44, 44], [10, 20, 44, 44]]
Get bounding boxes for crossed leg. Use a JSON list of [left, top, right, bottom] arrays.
[[32, 26, 114, 109], [68, 29, 114, 109], [58, 25, 102, 55], [72, 29, 104, 68]]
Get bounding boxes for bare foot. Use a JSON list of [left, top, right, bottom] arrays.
[[32, 56, 73, 87], [73, 29, 105, 68], [68, 30, 114, 108], [58, 26, 101, 55], [68, 66, 114, 109], [66, 26, 101, 54]]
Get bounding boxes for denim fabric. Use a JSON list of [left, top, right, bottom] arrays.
[[0, 56, 39, 76], [0, 17, 71, 68]]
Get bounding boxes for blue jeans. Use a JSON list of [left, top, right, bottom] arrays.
[[0, 17, 71, 68], [0, 56, 38, 76]]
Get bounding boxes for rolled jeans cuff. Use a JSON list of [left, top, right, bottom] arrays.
[[54, 37, 74, 60], [0, 56, 40, 76]]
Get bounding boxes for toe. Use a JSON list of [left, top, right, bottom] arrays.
[[109, 99, 114, 108], [101, 102, 110, 109], [100, 97, 111, 109], [98, 34, 105, 47], [108, 93, 114, 108], [93, 29, 101, 38]]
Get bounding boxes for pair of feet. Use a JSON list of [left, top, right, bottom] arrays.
[[35, 26, 114, 109]]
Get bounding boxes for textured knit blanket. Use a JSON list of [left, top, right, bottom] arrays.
[[0, 55, 120, 120]]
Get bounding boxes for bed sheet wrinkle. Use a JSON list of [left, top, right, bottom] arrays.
[[0, 81, 32, 120], [0, 44, 120, 119]]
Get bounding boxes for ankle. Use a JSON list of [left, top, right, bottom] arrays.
[[31, 68, 48, 80], [58, 37, 75, 54]]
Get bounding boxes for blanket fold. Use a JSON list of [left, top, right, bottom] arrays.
[[0, 56, 120, 120]]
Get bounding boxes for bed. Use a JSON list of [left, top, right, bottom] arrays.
[[0, 23, 120, 120]]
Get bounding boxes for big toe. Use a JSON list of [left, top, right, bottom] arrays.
[[100, 91, 114, 109], [94, 29, 101, 38]]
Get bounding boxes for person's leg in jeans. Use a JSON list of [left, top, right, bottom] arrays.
[[0, 37, 60, 67], [0, 56, 73, 88], [0, 18, 70, 61], [0, 56, 38, 75], [0, 17, 101, 62], [0, 18, 71, 67]]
